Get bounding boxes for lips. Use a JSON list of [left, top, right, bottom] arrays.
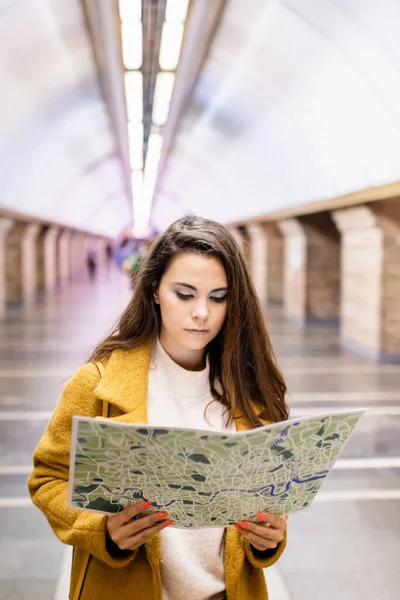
[[185, 329, 209, 334]]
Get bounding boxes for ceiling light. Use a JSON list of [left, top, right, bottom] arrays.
[[144, 134, 163, 199], [131, 170, 144, 197], [165, 0, 189, 23], [128, 123, 144, 170], [152, 72, 175, 125], [147, 133, 163, 158], [118, 0, 142, 22], [121, 23, 143, 70], [124, 71, 143, 123], [132, 170, 151, 238], [159, 23, 184, 70]]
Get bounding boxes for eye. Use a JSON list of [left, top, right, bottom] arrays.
[[176, 292, 193, 301], [210, 295, 227, 303]]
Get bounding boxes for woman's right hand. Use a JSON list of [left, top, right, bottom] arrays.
[[106, 500, 174, 551]]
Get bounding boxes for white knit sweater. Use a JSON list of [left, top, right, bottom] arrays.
[[147, 340, 235, 600]]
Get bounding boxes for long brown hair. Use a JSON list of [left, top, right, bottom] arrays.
[[90, 215, 288, 427]]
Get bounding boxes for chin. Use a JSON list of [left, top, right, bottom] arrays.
[[185, 339, 209, 351], [181, 334, 211, 350]]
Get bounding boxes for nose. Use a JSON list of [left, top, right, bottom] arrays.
[[192, 299, 209, 321]]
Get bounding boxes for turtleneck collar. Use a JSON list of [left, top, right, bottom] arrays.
[[150, 338, 210, 398]]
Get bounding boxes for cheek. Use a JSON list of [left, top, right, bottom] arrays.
[[213, 304, 227, 329], [159, 293, 184, 327]]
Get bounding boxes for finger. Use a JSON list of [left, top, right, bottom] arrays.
[[234, 526, 278, 551], [118, 511, 170, 540], [237, 521, 284, 543], [256, 512, 287, 530], [108, 500, 152, 531], [120, 519, 174, 551]]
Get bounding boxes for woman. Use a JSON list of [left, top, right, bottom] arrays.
[[29, 215, 288, 600]]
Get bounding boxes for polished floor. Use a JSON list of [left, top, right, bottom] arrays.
[[0, 268, 399, 599]]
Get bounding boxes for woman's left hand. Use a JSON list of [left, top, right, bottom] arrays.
[[234, 512, 287, 551]]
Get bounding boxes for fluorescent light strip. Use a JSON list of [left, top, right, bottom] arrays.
[[128, 123, 143, 170], [145, 133, 163, 195], [165, 0, 189, 23], [132, 169, 151, 238], [121, 23, 143, 70], [159, 23, 184, 70], [152, 72, 175, 125], [124, 71, 143, 123], [131, 170, 144, 197], [118, 0, 142, 23]]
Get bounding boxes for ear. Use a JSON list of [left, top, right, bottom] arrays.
[[153, 287, 160, 304]]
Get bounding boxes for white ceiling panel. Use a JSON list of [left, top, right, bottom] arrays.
[[0, 0, 131, 237], [152, 0, 400, 230]]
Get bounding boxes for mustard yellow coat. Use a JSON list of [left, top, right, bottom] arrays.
[[28, 345, 286, 599]]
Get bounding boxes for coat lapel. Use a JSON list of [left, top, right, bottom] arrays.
[[94, 343, 152, 424]]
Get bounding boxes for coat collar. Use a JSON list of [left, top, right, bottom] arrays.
[[94, 343, 152, 422], [94, 342, 266, 426]]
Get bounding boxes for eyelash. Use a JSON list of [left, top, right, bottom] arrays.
[[176, 292, 227, 303]]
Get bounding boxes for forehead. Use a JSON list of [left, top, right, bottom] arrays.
[[164, 253, 227, 285]]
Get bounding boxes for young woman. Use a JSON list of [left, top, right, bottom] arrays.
[[29, 215, 289, 600]]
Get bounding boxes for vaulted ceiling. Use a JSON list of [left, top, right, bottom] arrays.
[[1, 0, 400, 238], [151, 0, 400, 230], [0, 0, 131, 237]]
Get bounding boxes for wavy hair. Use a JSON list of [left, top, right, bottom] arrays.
[[89, 215, 288, 427]]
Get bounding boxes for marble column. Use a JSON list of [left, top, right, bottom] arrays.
[[69, 232, 87, 278], [43, 228, 59, 291], [96, 237, 109, 270], [228, 226, 250, 271], [279, 213, 341, 324], [238, 227, 251, 270], [35, 227, 47, 294], [0, 219, 14, 317], [4, 221, 27, 305], [21, 224, 41, 303], [333, 202, 400, 362], [57, 230, 71, 284], [247, 223, 283, 305]]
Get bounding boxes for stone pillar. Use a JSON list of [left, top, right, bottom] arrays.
[[69, 232, 87, 278], [228, 226, 248, 264], [279, 219, 307, 323], [238, 227, 251, 270], [43, 228, 59, 291], [0, 219, 14, 317], [4, 222, 26, 305], [36, 227, 47, 294], [36, 225, 49, 294], [96, 237, 109, 270], [247, 223, 283, 305], [279, 213, 341, 324], [57, 230, 71, 284], [333, 203, 400, 362], [21, 224, 41, 303]]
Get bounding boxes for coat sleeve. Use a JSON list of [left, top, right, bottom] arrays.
[[28, 362, 138, 568], [243, 530, 287, 569]]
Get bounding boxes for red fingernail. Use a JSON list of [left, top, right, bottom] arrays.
[[163, 520, 174, 527], [157, 511, 169, 520], [257, 512, 267, 520], [142, 500, 152, 509], [234, 524, 242, 531], [238, 521, 249, 529]]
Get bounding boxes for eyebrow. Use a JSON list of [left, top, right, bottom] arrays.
[[173, 282, 228, 293]]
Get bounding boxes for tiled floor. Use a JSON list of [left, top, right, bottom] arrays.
[[0, 268, 399, 599]]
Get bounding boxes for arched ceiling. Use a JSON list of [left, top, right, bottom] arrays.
[[151, 0, 400, 230], [0, 0, 132, 237], [2, 0, 400, 237]]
